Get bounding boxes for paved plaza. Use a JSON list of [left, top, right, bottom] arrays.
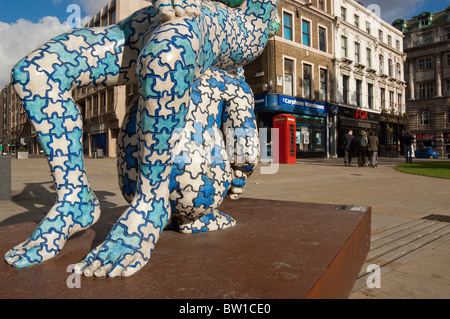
[[1, 156, 449, 299]]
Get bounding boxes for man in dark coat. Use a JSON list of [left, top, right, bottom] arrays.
[[343, 129, 355, 166]]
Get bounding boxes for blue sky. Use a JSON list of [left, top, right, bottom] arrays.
[[0, 0, 110, 23], [365, 0, 450, 23], [0, 0, 449, 88]]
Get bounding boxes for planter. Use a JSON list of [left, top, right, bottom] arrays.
[[16, 151, 29, 159]]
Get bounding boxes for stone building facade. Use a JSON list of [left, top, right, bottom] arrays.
[[333, 0, 406, 158], [395, 7, 450, 157]]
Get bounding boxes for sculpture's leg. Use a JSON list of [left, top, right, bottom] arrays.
[[170, 67, 258, 233], [4, 25, 133, 269], [117, 97, 140, 204], [75, 21, 202, 278]]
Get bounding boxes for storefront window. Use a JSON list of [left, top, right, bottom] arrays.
[[293, 115, 325, 153]]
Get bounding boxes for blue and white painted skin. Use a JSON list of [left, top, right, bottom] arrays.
[[5, 0, 279, 278]]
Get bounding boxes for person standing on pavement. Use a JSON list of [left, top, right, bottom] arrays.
[[403, 132, 414, 163], [368, 131, 379, 167], [357, 130, 368, 167], [343, 129, 355, 166]]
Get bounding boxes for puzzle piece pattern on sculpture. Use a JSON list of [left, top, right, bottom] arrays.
[[117, 66, 259, 234], [5, 0, 279, 276]]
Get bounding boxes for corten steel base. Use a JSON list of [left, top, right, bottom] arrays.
[[0, 198, 370, 299]]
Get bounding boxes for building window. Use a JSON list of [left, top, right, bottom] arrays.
[[93, 94, 98, 116], [398, 93, 402, 110], [343, 75, 349, 104], [318, 0, 325, 11], [356, 80, 362, 107], [283, 12, 293, 41], [355, 42, 360, 63], [420, 110, 431, 125], [341, 36, 347, 58], [354, 15, 359, 28], [319, 69, 327, 102], [388, 59, 393, 77], [302, 20, 311, 47], [284, 58, 294, 96], [319, 27, 327, 52], [446, 80, 450, 97], [379, 30, 383, 42], [303, 64, 312, 99], [396, 40, 400, 50], [108, 88, 114, 112], [419, 82, 435, 99], [447, 54, 450, 66], [388, 35, 392, 46], [420, 17, 430, 27], [368, 84, 374, 109], [366, 48, 372, 67], [418, 57, 433, 71], [341, 7, 347, 20], [109, 10, 116, 25], [379, 55, 384, 74], [396, 63, 401, 79], [381, 88, 386, 109], [389, 91, 394, 108]]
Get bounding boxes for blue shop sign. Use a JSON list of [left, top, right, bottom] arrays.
[[255, 94, 327, 117], [278, 95, 326, 113]]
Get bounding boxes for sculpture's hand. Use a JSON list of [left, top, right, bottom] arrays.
[[153, 0, 201, 21], [227, 169, 247, 200]]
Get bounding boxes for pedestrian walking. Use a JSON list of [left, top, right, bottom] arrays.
[[403, 132, 414, 163], [343, 129, 355, 166], [357, 130, 368, 167], [368, 131, 379, 167]]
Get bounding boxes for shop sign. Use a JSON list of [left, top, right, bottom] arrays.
[[338, 106, 380, 122], [278, 95, 326, 113], [380, 113, 407, 125], [443, 133, 450, 139], [416, 133, 436, 140]]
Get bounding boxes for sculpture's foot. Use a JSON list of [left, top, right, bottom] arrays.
[[75, 203, 169, 278], [177, 209, 236, 234], [4, 194, 100, 269]]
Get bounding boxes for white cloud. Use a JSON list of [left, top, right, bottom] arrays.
[[0, 16, 70, 88]]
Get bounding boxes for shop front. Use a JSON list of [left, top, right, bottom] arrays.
[[444, 133, 450, 158], [379, 113, 407, 158], [415, 133, 437, 149], [255, 94, 328, 158], [336, 106, 380, 158]]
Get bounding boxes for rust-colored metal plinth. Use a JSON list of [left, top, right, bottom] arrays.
[[0, 198, 370, 299]]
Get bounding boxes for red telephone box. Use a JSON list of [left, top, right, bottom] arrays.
[[273, 114, 296, 164]]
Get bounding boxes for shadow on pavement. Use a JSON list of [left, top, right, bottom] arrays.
[[0, 181, 119, 229]]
